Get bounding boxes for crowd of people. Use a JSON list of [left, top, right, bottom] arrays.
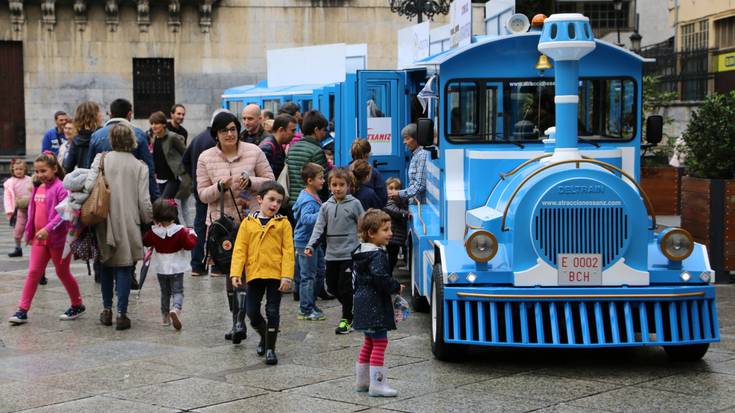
[[3, 98, 429, 397]]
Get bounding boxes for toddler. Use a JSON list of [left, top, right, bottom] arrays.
[[3, 159, 32, 257], [383, 177, 410, 274]]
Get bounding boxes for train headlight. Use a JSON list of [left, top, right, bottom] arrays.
[[465, 230, 498, 263], [659, 228, 694, 262]]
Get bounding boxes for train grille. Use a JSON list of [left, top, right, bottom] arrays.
[[533, 207, 629, 268]]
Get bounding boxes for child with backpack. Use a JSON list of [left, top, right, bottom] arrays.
[[293, 163, 327, 321], [143, 199, 198, 330], [352, 209, 403, 397], [383, 177, 410, 274], [8, 152, 85, 324], [4, 159, 32, 258], [230, 181, 294, 365], [305, 168, 365, 334]]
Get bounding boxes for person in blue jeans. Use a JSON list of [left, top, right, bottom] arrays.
[[292, 163, 327, 320]]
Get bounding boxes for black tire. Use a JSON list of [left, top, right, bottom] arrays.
[[411, 286, 430, 313], [664, 343, 709, 362], [430, 264, 465, 361]]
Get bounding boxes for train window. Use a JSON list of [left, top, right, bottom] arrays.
[[447, 81, 479, 137], [263, 99, 280, 113], [445, 77, 637, 143], [227, 100, 244, 117]]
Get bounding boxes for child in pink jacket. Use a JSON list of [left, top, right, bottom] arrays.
[[3, 159, 32, 257]]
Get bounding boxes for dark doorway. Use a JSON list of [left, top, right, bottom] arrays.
[[133, 58, 175, 119], [0, 41, 26, 156]]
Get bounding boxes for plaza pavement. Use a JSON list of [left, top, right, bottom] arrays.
[[1, 218, 735, 412]]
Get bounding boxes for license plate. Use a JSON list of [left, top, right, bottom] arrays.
[[557, 253, 602, 286]]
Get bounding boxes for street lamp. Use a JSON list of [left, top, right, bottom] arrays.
[[612, 0, 623, 46], [629, 31, 642, 53], [389, 0, 451, 24]]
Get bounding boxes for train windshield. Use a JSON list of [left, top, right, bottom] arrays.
[[445, 78, 636, 143]]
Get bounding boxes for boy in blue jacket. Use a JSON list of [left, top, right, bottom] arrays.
[[292, 163, 327, 320]]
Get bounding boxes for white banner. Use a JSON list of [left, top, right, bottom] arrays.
[[267, 44, 346, 87], [450, 0, 472, 49], [397, 22, 430, 69], [367, 117, 393, 156]]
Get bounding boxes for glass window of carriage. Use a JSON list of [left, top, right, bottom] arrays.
[[503, 80, 555, 141], [446, 81, 479, 140], [578, 78, 636, 140]]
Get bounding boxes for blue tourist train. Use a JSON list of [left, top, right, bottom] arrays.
[[222, 13, 720, 361]]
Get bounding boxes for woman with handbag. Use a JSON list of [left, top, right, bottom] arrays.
[[85, 123, 153, 330], [196, 111, 274, 341]]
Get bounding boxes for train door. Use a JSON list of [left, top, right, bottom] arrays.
[[357, 70, 409, 181]]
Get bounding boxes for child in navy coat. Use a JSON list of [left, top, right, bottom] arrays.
[[352, 209, 403, 397]]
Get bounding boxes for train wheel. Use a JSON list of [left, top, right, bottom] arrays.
[[431, 264, 464, 361], [664, 344, 709, 362], [411, 286, 430, 313]]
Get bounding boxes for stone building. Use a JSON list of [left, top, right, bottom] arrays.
[[0, 0, 457, 158]]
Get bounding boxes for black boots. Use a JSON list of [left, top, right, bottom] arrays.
[[265, 324, 278, 365], [255, 322, 267, 356], [8, 247, 22, 258], [225, 290, 235, 340], [232, 288, 247, 344]]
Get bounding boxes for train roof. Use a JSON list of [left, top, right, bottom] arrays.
[[222, 82, 333, 99], [412, 32, 653, 69]]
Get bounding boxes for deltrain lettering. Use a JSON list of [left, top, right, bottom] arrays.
[[557, 185, 605, 194]]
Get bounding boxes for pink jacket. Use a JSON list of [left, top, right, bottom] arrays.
[[197, 141, 275, 225], [25, 177, 69, 249], [3, 176, 32, 215]]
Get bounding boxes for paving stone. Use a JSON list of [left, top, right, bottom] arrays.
[[380, 387, 550, 413], [292, 347, 424, 374], [568, 386, 735, 413], [17, 395, 178, 413], [108, 377, 267, 410], [193, 392, 363, 413], [225, 363, 348, 391], [389, 359, 516, 387], [0, 381, 88, 413], [534, 403, 616, 413], [462, 372, 621, 403], [31, 364, 187, 394], [639, 370, 735, 398]]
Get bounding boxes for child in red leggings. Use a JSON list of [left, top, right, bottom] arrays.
[[351, 209, 403, 397], [8, 152, 85, 325]]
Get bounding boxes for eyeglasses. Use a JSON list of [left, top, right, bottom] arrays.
[[218, 127, 238, 135]]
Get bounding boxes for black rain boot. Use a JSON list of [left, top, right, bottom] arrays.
[[225, 290, 236, 340], [8, 247, 22, 258], [254, 322, 267, 356], [265, 324, 278, 365], [232, 289, 248, 344]]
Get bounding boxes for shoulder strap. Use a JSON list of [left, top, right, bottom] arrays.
[[217, 185, 243, 222], [99, 152, 106, 176]]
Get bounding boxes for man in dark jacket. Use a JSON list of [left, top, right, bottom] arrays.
[[166, 104, 188, 144], [286, 110, 329, 205], [259, 114, 296, 178], [240, 104, 267, 144], [182, 109, 226, 275]]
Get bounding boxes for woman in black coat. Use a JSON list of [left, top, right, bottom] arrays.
[[64, 101, 102, 173]]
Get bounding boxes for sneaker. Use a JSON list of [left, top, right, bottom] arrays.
[[169, 309, 182, 330], [8, 309, 28, 325], [335, 318, 352, 334], [39, 275, 48, 285], [296, 312, 307, 320], [59, 304, 86, 320], [304, 311, 326, 321], [162, 313, 170, 326]]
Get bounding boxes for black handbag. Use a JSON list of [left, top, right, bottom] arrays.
[[204, 187, 242, 274]]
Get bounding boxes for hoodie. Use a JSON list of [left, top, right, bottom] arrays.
[[292, 189, 322, 248], [352, 242, 401, 332], [306, 194, 364, 261]]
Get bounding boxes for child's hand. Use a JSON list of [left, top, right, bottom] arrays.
[[231, 277, 243, 288], [35, 228, 49, 241], [304, 247, 313, 257], [278, 278, 292, 292]]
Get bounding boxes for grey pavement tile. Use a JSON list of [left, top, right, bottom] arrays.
[[534, 403, 616, 413], [639, 371, 735, 407], [0, 381, 89, 413], [17, 395, 179, 413], [0, 329, 106, 353], [568, 386, 735, 413], [292, 347, 424, 374], [461, 372, 621, 403], [389, 360, 516, 387], [288, 375, 441, 408], [225, 363, 349, 391], [31, 363, 187, 395], [108, 376, 267, 410], [132, 345, 265, 376], [0, 350, 101, 381], [380, 387, 551, 413], [193, 392, 364, 413]]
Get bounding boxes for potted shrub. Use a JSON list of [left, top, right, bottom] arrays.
[[640, 76, 681, 215], [677, 91, 735, 281]]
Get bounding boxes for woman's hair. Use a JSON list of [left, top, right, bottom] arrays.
[[351, 159, 371, 185], [35, 151, 65, 180], [149, 111, 167, 125], [73, 101, 100, 132], [209, 111, 241, 139], [300, 162, 324, 184], [64, 121, 79, 137], [357, 208, 391, 242], [109, 124, 138, 152], [328, 167, 355, 192], [385, 177, 402, 189], [350, 139, 371, 160], [257, 180, 286, 198], [152, 198, 179, 223], [10, 159, 27, 174]]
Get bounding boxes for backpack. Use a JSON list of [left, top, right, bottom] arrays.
[[204, 188, 242, 274], [81, 152, 110, 226]]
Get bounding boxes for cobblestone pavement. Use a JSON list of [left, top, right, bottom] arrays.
[[1, 221, 734, 413]]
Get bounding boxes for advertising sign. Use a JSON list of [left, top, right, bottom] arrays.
[[397, 22, 431, 69], [450, 0, 472, 49], [717, 51, 735, 73], [267, 43, 346, 87], [367, 117, 392, 156]]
